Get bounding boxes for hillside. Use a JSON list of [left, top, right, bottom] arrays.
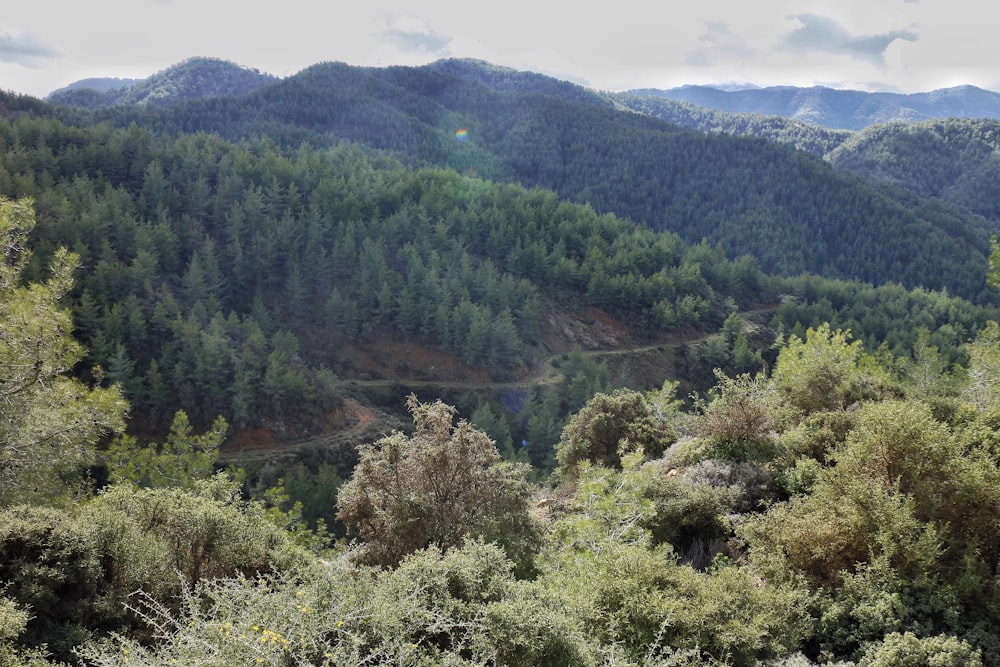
[[8, 178, 1000, 666], [67, 58, 999, 301], [11, 55, 1000, 667], [49, 77, 139, 94], [610, 92, 851, 157], [628, 84, 1000, 130], [46, 57, 276, 109], [3, 96, 996, 456], [827, 118, 1000, 221]]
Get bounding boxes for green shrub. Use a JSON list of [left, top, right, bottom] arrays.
[[643, 475, 734, 562], [693, 372, 783, 461], [337, 396, 541, 575], [0, 506, 102, 658], [84, 475, 305, 593], [556, 389, 675, 476], [858, 632, 983, 667]]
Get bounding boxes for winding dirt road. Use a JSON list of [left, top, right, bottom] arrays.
[[221, 305, 779, 462]]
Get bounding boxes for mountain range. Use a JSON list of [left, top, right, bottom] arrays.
[[50, 58, 1000, 132], [7, 53, 1000, 501], [41, 57, 1000, 303], [627, 84, 1000, 130]]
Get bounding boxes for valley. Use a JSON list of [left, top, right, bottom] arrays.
[[5, 55, 1000, 666]]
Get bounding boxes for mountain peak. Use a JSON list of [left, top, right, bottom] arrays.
[[47, 56, 277, 110]]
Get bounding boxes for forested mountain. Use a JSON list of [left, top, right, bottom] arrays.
[[48, 77, 139, 94], [46, 57, 276, 110], [49, 59, 999, 301], [629, 83, 1000, 130], [10, 55, 1000, 667], [0, 107, 785, 451], [826, 118, 1000, 221], [610, 92, 852, 157], [614, 97, 1000, 253], [3, 92, 996, 449]]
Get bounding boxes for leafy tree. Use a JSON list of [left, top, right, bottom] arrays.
[[904, 328, 961, 400], [337, 395, 540, 573], [0, 197, 126, 505]]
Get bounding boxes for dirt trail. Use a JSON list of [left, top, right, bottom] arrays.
[[223, 305, 779, 461]]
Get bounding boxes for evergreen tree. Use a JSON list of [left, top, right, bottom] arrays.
[[0, 198, 126, 504]]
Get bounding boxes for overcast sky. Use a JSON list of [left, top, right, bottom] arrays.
[[1, 0, 995, 98]]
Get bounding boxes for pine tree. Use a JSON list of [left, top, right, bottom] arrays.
[[0, 198, 127, 504]]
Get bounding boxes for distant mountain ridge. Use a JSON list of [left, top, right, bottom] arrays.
[[609, 92, 852, 157], [628, 84, 1000, 130], [51, 77, 140, 93], [46, 57, 276, 109]]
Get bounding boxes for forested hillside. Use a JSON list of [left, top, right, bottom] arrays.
[[827, 118, 1000, 221], [7, 57, 1000, 666], [610, 92, 852, 157], [44, 59, 998, 301], [7, 203, 1000, 664], [46, 57, 276, 110], [614, 97, 1000, 251]]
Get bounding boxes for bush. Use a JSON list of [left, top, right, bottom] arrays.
[[643, 474, 734, 564], [0, 506, 102, 658], [684, 459, 778, 513], [542, 540, 811, 667], [858, 632, 983, 667], [79, 541, 594, 667], [556, 389, 675, 476], [693, 372, 782, 461], [337, 396, 541, 574], [771, 324, 862, 415], [84, 475, 305, 594]]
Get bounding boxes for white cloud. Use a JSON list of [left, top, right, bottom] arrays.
[[1, 0, 999, 98], [379, 15, 453, 56], [0, 28, 61, 67], [685, 21, 759, 67], [780, 13, 917, 66]]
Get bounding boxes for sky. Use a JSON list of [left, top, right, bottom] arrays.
[[1, 0, 997, 99]]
